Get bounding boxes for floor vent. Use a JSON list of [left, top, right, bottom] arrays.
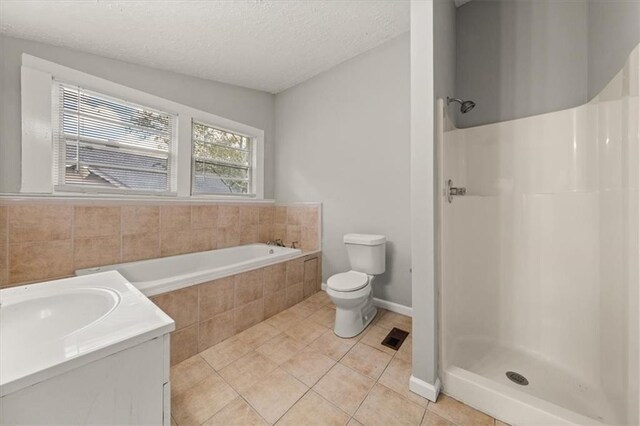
[[381, 327, 409, 351], [506, 371, 529, 386]]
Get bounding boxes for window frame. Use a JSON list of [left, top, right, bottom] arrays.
[[190, 119, 257, 197], [20, 54, 265, 200]]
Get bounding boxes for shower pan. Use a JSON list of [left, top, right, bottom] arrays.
[[438, 46, 639, 425]]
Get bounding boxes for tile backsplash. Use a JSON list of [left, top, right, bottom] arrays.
[[0, 200, 321, 288]]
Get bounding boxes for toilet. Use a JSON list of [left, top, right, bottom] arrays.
[[326, 234, 386, 338]]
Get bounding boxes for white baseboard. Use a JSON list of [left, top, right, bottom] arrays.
[[320, 283, 412, 317], [409, 376, 441, 402]]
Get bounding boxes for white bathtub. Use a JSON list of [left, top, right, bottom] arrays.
[[76, 244, 302, 297]]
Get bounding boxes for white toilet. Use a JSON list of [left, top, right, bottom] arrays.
[[326, 234, 386, 338]]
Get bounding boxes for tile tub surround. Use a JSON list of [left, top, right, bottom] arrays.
[[151, 252, 322, 365], [169, 293, 505, 426], [0, 200, 320, 288]]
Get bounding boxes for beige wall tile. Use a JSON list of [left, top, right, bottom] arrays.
[[258, 223, 272, 243], [200, 336, 253, 371], [255, 333, 305, 365], [302, 207, 319, 228], [218, 206, 239, 228], [191, 228, 215, 252], [219, 351, 278, 394], [199, 277, 235, 320], [161, 229, 191, 256], [286, 206, 303, 225], [203, 396, 266, 425], [340, 343, 392, 380], [240, 224, 259, 244], [151, 286, 199, 330], [301, 226, 319, 252], [216, 227, 240, 249], [74, 236, 121, 269], [191, 205, 218, 229], [235, 269, 263, 305], [273, 224, 286, 240], [354, 383, 425, 426], [378, 357, 428, 407], [8, 205, 72, 243], [121, 205, 159, 235], [274, 206, 287, 224], [281, 347, 336, 387], [170, 324, 199, 366], [122, 232, 160, 262], [277, 390, 349, 426], [286, 259, 303, 287], [0, 208, 8, 286], [428, 394, 494, 426], [74, 206, 120, 239], [235, 299, 264, 333], [242, 368, 308, 424], [264, 289, 287, 319], [263, 263, 286, 294], [239, 206, 259, 225], [285, 283, 303, 307], [303, 258, 318, 281], [313, 363, 375, 415], [258, 206, 274, 224], [161, 205, 191, 230], [285, 225, 301, 246], [309, 330, 358, 361], [9, 240, 73, 283], [171, 373, 237, 426], [170, 355, 215, 397], [198, 310, 235, 351]]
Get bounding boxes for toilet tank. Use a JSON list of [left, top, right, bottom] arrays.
[[344, 234, 386, 275]]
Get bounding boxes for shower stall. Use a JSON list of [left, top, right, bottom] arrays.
[[438, 46, 639, 424]]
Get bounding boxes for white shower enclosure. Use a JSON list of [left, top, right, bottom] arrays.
[[439, 46, 639, 425]]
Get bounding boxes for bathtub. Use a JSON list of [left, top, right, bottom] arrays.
[[76, 244, 302, 297]]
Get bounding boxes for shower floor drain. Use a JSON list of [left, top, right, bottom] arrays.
[[506, 371, 529, 386]]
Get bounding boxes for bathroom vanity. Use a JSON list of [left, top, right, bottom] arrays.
[[0, 271, 175, 425]]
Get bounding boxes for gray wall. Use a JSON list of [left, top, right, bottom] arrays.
[[455, 0, 589, 127], [587, 0, 640, 99], [434, 0, 457, 119], [274, 33, 412, 307], [0, 35, 276, 196]]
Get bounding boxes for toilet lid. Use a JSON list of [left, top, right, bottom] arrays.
[[327, 271, 369, 292]]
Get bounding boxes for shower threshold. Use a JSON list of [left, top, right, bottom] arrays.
[[443, 340, 619, 425]]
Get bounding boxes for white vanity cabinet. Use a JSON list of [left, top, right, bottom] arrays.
[[0, 272, 175, 425]]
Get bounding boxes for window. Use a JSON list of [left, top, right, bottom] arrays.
[[192, 121, 253, 195], [52, 82, 177, 194]]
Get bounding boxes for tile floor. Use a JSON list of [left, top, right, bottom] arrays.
[[170, 290, 505, 426]]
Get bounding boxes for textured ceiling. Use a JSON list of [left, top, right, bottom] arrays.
[[0, 0, 410, 93]]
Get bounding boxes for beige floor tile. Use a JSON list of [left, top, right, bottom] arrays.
[[308, 305, 336, 328], [359, 325, 397, 356], [243, 368, 308, 424], [313, 363, 375, 416], [306, 290, 333, 307], [428, 394, 494, 426], [264, 309, 306, 332], [378, 357, 428, 407], [309, 330, 359, 361], [171, 373, 237, 426], [200, 337, 253, 371], [219, 351, 279, 394], [203, 396, 267, 425], [171, 416, 177, 426], [276, 390, 350, 426], [347, 419, 364, 426], [354, 383, 425, 426], [256, 333, 306, 365], [281, 347, 336, 387], [170, 355, 216, 397], [494, 420, 510, 426], [340, 343, 392, 380], [375, 311, 412, 332], [422, 411, 454, 426], [287, 298, 321, 318], [395, 334, 413, 362], [236, 322, 281, 348], [283, 318, 327, 345]]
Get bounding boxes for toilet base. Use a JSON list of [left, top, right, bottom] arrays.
[[333, 298, 377, 338]]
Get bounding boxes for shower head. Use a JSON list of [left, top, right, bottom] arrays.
[[447, 97, 476, 114]]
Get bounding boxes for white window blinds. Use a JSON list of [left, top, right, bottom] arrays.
[[52, 82, 177, 194], [192, 121, 253, 195]]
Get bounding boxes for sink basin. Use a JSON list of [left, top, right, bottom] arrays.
[[0, 271, 174, 397], [0, 288, 120, 346]]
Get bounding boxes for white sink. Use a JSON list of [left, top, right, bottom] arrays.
[[0, 271, 174, 397]]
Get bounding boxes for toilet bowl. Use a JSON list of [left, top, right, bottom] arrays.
[[327, 234, 386, 338]]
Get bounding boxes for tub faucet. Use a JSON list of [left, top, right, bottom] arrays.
[[290, 241, 299, 249], [268, 239, 285, 247]]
